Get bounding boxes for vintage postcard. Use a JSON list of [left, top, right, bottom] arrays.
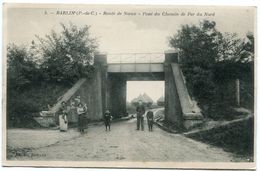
[[2, 3, 256, 169]]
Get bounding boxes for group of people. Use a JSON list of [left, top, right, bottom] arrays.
[[59, 96, 88, 134], [102, 100, 154, 132], [136, 100, 154, 131], [58, 97, 154, 133]]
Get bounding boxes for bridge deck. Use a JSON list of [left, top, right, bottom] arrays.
[[107, 63, 164, 73]]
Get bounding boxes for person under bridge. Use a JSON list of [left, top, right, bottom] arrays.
[[136, 100, 145, 131]]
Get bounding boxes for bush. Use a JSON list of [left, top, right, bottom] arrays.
[[126, 102, 136, 114], [7, 83, 70, 127], [206, 104, 245, 121]]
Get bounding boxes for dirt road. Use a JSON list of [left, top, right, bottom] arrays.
[[8, 119, 237, 162]]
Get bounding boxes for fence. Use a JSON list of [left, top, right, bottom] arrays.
[[107, 53, 165, 64]]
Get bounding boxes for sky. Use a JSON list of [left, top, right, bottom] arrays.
[[4, 4, 256, 101], [5, 5, 255, 54]]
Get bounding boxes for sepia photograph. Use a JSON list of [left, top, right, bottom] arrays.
[[2, 3, 256, 169]]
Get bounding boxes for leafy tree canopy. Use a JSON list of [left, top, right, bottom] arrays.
[[36, 22, 98, 84], [169, 20, 254, 116], [7, 23, 99, 125], [170, 20, 219, 69], [7, 44, 38, 91]]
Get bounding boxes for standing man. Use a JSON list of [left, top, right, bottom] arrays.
[[136, 100, 145, 131]]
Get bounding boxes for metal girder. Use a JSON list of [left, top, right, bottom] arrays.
[[107, 63, 164, 73]]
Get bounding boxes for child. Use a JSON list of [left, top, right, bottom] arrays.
[[146, 111, 154, 131], [104, 109, 112, 131]]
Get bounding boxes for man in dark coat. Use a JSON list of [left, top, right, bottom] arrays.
[[146, 111, 154, 131], [136, 100, 145, 131]]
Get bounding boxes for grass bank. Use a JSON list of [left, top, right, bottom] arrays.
[[184, 115, 254, 161]]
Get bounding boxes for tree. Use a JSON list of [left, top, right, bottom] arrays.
[[36, 22, 97, 84], [7, 44, 39, 91], [7, 44, 41, 126], [169, 20, 220, 107], [239, 32, 254, 63], [217, 32, 243, 62], [169, 20, 255, 119], [217, 32, 254, 63], [170, 20, 220, 68], [7, 23, 99, 127]]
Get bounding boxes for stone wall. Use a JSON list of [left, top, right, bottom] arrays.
[[164, 51, 203, 130], [107, 73, 127, 118], [164, 61, 183, 128]]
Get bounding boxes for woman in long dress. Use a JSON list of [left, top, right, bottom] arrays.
[[77, 103, 87, 133], [59, 101, 68, 132]]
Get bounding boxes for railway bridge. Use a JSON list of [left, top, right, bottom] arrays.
[[50, 50, 203, 130]]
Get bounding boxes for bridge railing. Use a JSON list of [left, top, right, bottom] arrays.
[[107, 53, 165, 64]]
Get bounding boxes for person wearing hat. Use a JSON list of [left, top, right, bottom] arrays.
[[136, 100, 145, 131]]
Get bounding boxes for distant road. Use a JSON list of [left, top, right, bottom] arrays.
[[149, 107, 164, 119], [130, 107, 164, 119]]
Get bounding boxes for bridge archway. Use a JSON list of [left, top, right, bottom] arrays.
[[107, 72, 165, 119], [94, 51, 203, 130]]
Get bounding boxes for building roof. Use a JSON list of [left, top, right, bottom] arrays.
[[131, 93, 153, 104]]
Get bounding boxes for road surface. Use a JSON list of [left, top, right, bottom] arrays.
[[8, 118, 237, 162]]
